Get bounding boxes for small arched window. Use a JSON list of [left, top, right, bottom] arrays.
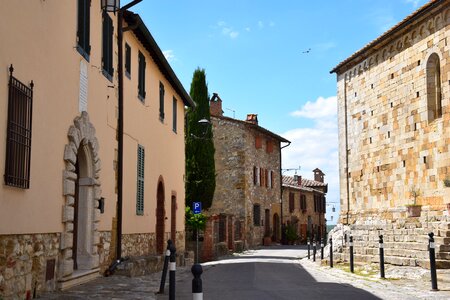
[[426, 53, 442, 122]]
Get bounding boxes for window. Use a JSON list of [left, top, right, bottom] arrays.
[[268, 170, 272, 188], [260, 168, 264, 187], [159, 82, 165, 120], [138, 51, 146, 100], [253, 204, 261, 226], [264, 169, 268, 188], [266, 140, 273, 153], [253, 166, 260, 186], [77, 0, 91, 60], [172, 97, 177, 133], [289, 193, 295, 212], [125, 43, 131, 78], [270, 171, 274, 188], [426, 53, 442, 122], [218, 215, 226, 242], [255, 136, 262, 149], [136, 145, 145, 215], [300, 195, 307, 211], [102, 11, 114, 80], [4, 66, 34, 189]]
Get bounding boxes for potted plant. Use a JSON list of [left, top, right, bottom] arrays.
[[406, 186, 421, 217], [444, 177, 450, 213], [285, 223, 298, 245]]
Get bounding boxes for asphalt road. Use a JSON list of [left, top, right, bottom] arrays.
[[158, 246, 380, 300]]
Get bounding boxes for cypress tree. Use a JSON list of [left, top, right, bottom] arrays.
[[185, 68, 216, 209]]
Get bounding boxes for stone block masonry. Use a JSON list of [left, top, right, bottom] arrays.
[[0, 233, 60, 299]]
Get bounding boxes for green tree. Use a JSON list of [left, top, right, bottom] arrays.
[[185, 68, 216, 209]]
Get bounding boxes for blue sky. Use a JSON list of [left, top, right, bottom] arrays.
[[126, 0, 427, 224]]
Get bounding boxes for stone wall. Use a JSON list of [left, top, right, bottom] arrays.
[[328, 212, 450, 269], [336, 3, 450, 222], [121, 231, 185, 258], [0, 233, 60, 299], [209, 115, 283, 250]]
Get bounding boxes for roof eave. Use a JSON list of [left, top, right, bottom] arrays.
[[123, 11, 195, 108]]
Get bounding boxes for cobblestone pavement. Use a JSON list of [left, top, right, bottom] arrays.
[[39, 247, 450, 299]]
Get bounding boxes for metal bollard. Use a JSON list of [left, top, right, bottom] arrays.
[[307, 238, 310, 259], [313, 239, 317, 262], [320, 238, 324, 260], [159, 240, 172, 294], [428, 232, 438, 291], [379, 235, 385, 279], [169, 242, 176, 300], [329, 237, 333, 268], [349, 236, 354, 273], [192, 264, 203, 300]]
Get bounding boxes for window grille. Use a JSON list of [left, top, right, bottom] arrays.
[[136, 145, 145, 215], [4, 65, 34, 189]]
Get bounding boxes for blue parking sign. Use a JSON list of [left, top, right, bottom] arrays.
[[193, 202, 202, 214]]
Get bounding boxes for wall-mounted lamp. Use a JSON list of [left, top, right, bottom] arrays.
[[98, 197, 105, 214], [101, 0, 120, 12], [190, 118, 211, 139]]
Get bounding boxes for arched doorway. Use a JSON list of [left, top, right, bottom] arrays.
[[156, 180, 165, 253], [73, 143, 96, 270], [62, 112, 101, 276], [273, 213, 280, 242]]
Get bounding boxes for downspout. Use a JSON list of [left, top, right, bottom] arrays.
[[344, 74, 350, 225], [279, 141, 291, 227], [116, 0, 143, 262]]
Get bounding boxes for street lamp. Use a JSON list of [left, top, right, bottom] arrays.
[[101, 0, 120, 12], [190, 118, 211, 139]]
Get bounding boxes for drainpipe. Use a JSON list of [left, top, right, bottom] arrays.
[[279, 141, 291, 228], [344, 74, 350, 225], [117, 0, 143, 261]]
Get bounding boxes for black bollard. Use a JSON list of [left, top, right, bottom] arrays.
[[428, 232, 438, 291], [192, 264, 203, 300], [320, 238, 324, 260], [169, 242, 176, 300], [379, 235, 385, 279], [159, 240, 172, 294], [329, 237, 333, 268], [307, 238, 310, 260], [349, 236, 354, 273], [313, 238, 317, 262]]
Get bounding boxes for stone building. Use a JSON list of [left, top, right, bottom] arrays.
[[282, 169, 327, 243], [331, 0, 450, 267], [196, 94, 289, 261], [0, 2, 193, 298]]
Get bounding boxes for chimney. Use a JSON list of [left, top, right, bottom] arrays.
[[293, 175, 302, 186], [246, 114, 258, 125], [313, 168, 325, 183], [210, 93, 223, 117]]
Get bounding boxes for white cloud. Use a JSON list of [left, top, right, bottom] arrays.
[[258, 21, 264, 29], [217, 21, 239, 39], [282, 95, 340, 223], [269, 21, 275, 27], [404, 0, 425, 8], [162, 50, 175, 62], [245, 27, 251, 32], [290, 96, 337, 119]]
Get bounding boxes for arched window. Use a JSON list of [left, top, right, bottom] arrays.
[[426, 53, 442, 122]]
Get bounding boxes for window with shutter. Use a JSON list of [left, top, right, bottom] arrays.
[[4, 66, 33, 189], [136, 145, 145, 215], [253, 204, 261, 226], [255, 136, 262, 149], [159, 82, 165, 120], [172, 97, 177, 133], [125, 43, 131, 78], [102, 11, 114, 81], [264, 169, 268, 188], [138, 51, 146, 101], [76, 0, 91, 61], [253, 166, 257, 185], [259, 168, 263, 186], [268, 170, 272, 188], [289, 193, 295, 212], [271, 171, 274, 188]]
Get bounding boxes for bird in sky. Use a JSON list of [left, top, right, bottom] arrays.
[[302, 48, 311, 53]]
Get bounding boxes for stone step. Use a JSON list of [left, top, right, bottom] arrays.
[[57, 268, 100, 290], [417, 235, 450, 245]]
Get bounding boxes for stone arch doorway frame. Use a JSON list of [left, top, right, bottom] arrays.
[[156, 177, 166, 253], [60, 112, 101, 278]]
